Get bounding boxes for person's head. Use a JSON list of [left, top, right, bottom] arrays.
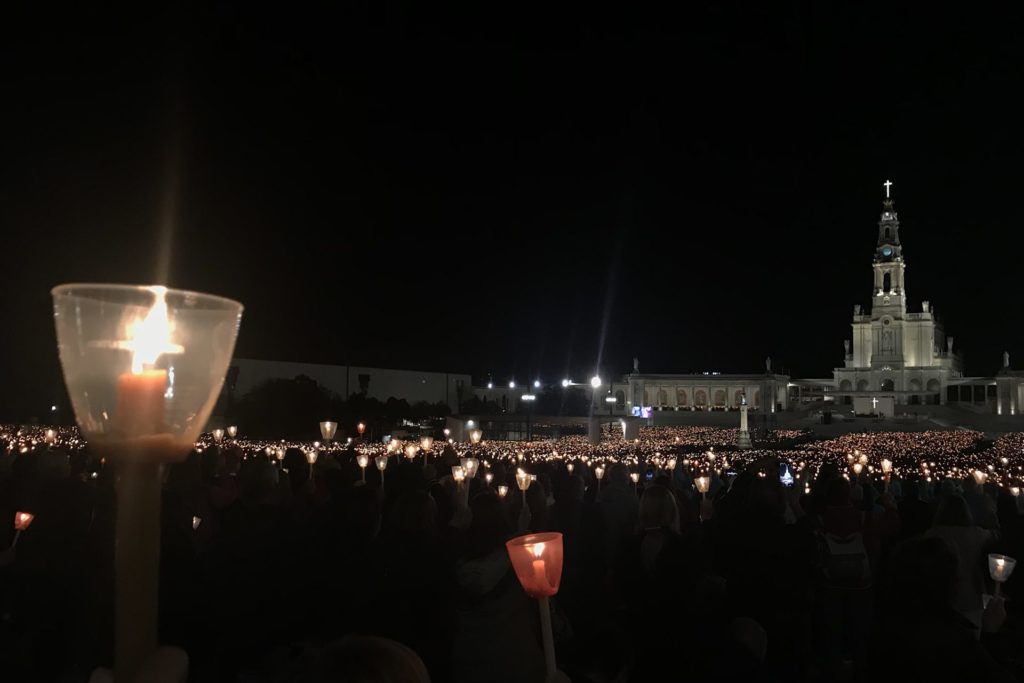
[[933, 494, 974, 527], [240, 459, 280, 504], [391, 489, 437, 536], [558, 475, 585, 503], [638, 484, 679, 533], [466, 489, 510, 557], [887, 536, 959, 612], [345, 485, 382, 540], [608, 462, 630, 487], [824, 475, 852, 507], [316, 635, 430, 683]]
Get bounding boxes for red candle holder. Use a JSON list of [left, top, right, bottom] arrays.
[[507, 532, 564, 679]]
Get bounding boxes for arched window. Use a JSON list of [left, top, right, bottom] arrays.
[[856, 379, 869, 392], [657, 389, 668, 405], [615, 390, 625, 408], [884, 227, 891, 240], [839, 379, 852, 391], [713, 390, 726, 406], [880, 379, 895, 391], [676, 388, 688, 406], [695, 390, 707, 407], [882, 272, 892, 293]]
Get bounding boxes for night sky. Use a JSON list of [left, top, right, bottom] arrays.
[[3, 4, 1023, 420]]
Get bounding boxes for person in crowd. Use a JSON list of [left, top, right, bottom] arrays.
[[925, 493, 998, 632]]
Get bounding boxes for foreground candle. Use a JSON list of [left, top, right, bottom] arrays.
[[53, 284, 242, 682]]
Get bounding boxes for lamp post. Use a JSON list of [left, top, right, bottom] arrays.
[[605, 394, 616, 436], [521, 393, 536, 440], [52, 283, 242, 682], [506, 532, 565, 681]]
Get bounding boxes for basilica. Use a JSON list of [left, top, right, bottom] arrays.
[[832, 184, 961, 410], [608, 182, 1023, 420]]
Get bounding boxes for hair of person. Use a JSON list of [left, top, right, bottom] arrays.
[[933, 493, 974, 527], [316, 635, 430, 683], [638, 484, 680, 533]]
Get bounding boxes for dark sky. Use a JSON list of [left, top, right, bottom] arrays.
[[3, 3, 1024, 420]]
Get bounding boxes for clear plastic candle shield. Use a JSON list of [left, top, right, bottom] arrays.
[[506, 532, 564, 598], [52, 284, 242, 461]]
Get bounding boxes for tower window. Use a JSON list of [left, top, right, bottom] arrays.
[[884, 227, 891, 240], [882, 272, 892, 293]]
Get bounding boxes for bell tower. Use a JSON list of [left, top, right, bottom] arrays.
[[871, 180, 907, 320]]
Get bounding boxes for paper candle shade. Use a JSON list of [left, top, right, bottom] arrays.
[[52, 284, 242, 459], [695, 476, 710, 494], [881, 459, 892, 474], [306, 450, 318, 465], [461, 457, 480, 478], [14, 511, 34, 531], [405, 444, 419, 460], [375, 455, 388, 471], [516, 469, 531, 492], [594, 465, 605, 480], [211, 429, 224, 444], [497, 485, 509, 498], [226, 425, 237, 438], [191, 516, 201, 530], [630, 472, 639, 483], [989, 554, 1016, 583], [506, 532, 564, 598], [319, 421, 337, 440], [420, 436, 433, 452], [469, 429, 483, 445], [452, 466, 466, 482], [356, 454, 369, 468]]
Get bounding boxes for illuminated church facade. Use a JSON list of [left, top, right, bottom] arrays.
[[832, 184, 963, 407]]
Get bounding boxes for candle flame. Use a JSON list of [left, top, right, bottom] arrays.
[[124, 286, 183, 374], [531, 542, 545, 558]]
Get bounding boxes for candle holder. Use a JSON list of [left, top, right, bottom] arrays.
[[461, 457, 480, 479], [356, 453, 369, 482], [497, 485, 509, 498], [375, 454, 388, 489], [630, 472, 639, 490], [516, 468, 531, 504], [989, 554, 1016, 596], [594, 465, 605, 491], [469, 428, 483, 445], [452, 465, 466, 487], [506, 532, 564, 681], [226, 425, 237, 439], [11, 511, 34, 548], [52, 283, 241, 682], [191, 516, 201, 531], [211, 428, 224, 444], [320, 421, 337, 442], [420, 436, 433, 465], [405, 444, 420, 462]]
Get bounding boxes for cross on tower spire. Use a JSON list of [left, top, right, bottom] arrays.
[[883, 179, 893, 198]]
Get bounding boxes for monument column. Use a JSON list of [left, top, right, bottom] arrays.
[[736, 395, 752, 449]]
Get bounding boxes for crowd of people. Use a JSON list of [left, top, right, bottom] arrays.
[[1, 424, 1024, 681]]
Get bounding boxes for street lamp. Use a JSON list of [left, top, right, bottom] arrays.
[[561, 378, 570, 388], [521, 393, 536, 440], [509, 380, 516, 389], [534, 380, 541, 389], [590, 375, 602, 389]]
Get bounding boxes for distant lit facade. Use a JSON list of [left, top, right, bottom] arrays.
[[833, 190, 963, 407]]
